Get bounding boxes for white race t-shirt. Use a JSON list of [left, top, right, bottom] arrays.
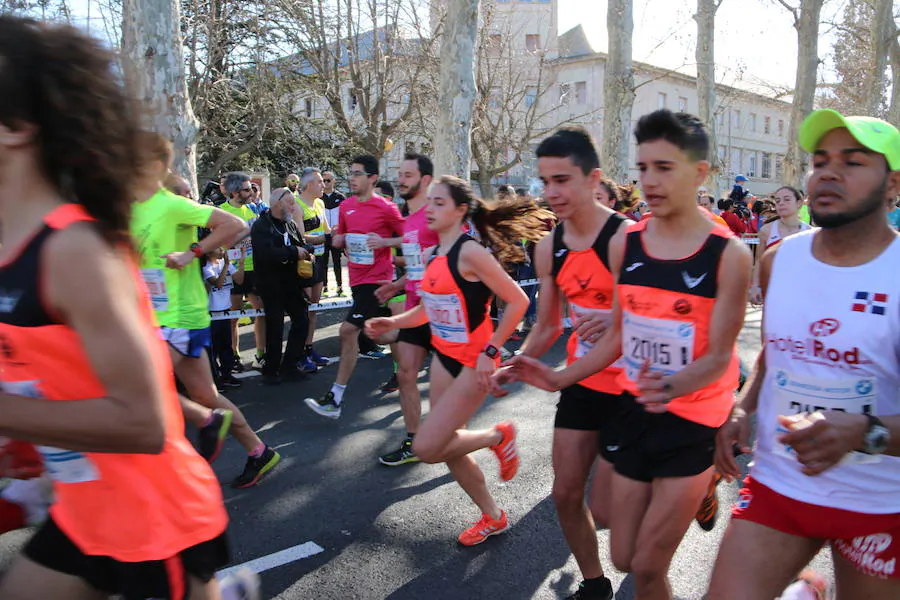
[[202, 259, 237, 312], [752, 230, 900, 513]]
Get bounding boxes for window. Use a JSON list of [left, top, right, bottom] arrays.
[[716, 110, 725, 128], [778, 119, 785, 137], [732, 109, 741, 128], [730, 147, 742, 175], [525, 86, 538, 108], [764, 116, 771, 135], [525, 34, 540, 52], [749, 113, 757, 132], [748, 152, 757, 178], [575, 81, 587, 104], [761, 152, 772, 179], [678, 96, 688, 112], [775, 154, 784, 180], [559, 83, 571, 105], [304, 98, 313, 118], [657, 92, 668, 109]]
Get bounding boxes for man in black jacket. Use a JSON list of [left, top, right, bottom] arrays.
[[251, 187, 315, 384]]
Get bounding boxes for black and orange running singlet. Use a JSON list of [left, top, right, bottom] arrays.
[[552, 214, 626, 394], [418, 234, 493, 369], [617, 220, 739, 428], [0, 204, 226, 562]]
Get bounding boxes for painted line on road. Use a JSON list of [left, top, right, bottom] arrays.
[[217, 541, 325, 578]]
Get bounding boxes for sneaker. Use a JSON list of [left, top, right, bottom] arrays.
[[231, 446, 281, 488], [695, 471, 722, 532], [565, 578, 614, 600], [219, 374, 242, 389], [297, 356, 318, 374], [337, 287, 346, 297], [380, 373, 399, 393], [499, 346, 513, 361], [197, 409, 233, 463], [780, 569, 830, 600], [457, 510, 508, 546], [359, 348, 387, 360], [379, 439, 419, 466], [490, 421, 519, 482], [254, 353, 267, 370], [232, 356, 245, 373], [308, 347, 330, 367], [218, 567, 261, 600], [304, 392, 342, 419]]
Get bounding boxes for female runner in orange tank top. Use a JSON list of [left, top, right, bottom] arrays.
[[366, 176, 548, 546]]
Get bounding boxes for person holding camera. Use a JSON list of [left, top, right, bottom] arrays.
[[251, 187, 316, 385]]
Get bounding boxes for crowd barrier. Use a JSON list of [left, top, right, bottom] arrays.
[[209, 278, 540, 321]]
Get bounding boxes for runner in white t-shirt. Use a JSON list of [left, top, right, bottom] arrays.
[[708, 110, 900, 600]]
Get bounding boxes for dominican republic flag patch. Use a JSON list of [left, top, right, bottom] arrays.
[[852, 292, 888, 315]]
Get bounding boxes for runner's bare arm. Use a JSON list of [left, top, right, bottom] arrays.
[[645, 237, 751, 401], [0, 224, 166, 453], [202, 208, 248, 251], [518, 232, 563, 358], [379, 304, 428, 331]]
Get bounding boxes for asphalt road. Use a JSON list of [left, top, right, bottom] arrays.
[[0, 301, 834, 599]]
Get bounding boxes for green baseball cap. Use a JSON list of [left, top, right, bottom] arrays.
[[799, 109, 900, 171]]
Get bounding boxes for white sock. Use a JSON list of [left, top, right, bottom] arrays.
[[331, 383, 346, 405], [778, 581, 819, 600]]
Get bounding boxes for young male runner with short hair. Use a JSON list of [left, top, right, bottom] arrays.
[[708, 110, 900, 600], [508, 109, 751, 600]]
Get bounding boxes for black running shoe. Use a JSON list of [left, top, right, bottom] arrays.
[[379, 438, 419, 466], [197, 408, 233, 463], [380, 373, 399, 393], [231, 446, 281, 488], [219, 374, 242, 388], [232, 355, 245, 373], [566, 578, 613, 600]]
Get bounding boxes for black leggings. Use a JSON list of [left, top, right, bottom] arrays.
[[209, 319, 234, 379], [322, 242, 343, 289], [258, 280, 310, 376]]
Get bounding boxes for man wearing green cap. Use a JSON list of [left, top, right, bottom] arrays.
[[708, 109, 900, 599]]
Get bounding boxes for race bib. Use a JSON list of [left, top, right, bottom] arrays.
[[313, 243, 325, 257], [346, 233, 374, 265], [622, 312, 694, 380], [771, 370, 879, 465], [402, 242, 425, 282], [569, 303, 609, 358], [227, 236, 253, 260], [38, 446, 99, 484], [140, 268, 169, 312], [421, 291, 468, 343]]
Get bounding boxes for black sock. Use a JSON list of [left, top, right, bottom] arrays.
[[406, 432, 415, 441], [583, 577, 611, 591]]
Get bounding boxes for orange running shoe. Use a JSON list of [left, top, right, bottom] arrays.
[[490, 422, 519, 481], [458, 510, 509, 546], [695, 470, 722, 531]]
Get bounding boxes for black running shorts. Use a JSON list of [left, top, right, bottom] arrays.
[[397, 323, 433, 350], [435, 350, 464, 378], [231, 270, 256, 296], [554, 384, 627, 463], [345, 284, 391, 328], [24, 517, 230, 600], [613, 394, 717, 483]]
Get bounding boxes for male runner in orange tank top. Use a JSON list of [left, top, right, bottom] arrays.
[[508, 110, 751, 600]]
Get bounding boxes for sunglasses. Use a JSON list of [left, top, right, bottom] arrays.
[[239, 187, 252, 193], [323, 178, 333, 182]]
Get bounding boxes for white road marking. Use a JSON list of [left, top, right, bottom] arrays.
[[217, 541, 325, 578], [233, 370, 261, 379]]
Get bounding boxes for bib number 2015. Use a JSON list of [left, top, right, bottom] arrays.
[[629, 339, 690, 368]]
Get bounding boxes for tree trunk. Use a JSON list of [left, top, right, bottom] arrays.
[[695, 0, 721, 196], [602, 0, 635, 184], [783, 0, 824, 189], [121, 0, 201, 199], [864, 0, 892, 116], [889, 21, 900, 125], [434, 0, 480, 179]]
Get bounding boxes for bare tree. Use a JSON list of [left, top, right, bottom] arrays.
[[890, 19, 900, 124], [602, 0, 634, 183], [122, 0, 201, 196], [864, 0, 893, 115], [434, 0, 479, 178], [695, 0, 724, 195], [774, 0, 824, 188], [271, 0, 436, 159]]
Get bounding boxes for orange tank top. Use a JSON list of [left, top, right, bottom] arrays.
[[552, 214, 626, 394], [0, 204, 227, 561], [616, 220, 739, 428], [418, 235, 494, 369]]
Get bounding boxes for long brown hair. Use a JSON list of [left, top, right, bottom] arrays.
[[434, 175, 553, 263], [0, 16, 142, 245]]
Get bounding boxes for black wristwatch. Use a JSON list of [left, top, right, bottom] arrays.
[[482, 344, 500, 359], [861, 414, 890, 455]]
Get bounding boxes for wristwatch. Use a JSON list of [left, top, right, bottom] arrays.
[[189, 242, 203, 258], [861, 414, 890, 455], [482, 344, 500, 359]]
